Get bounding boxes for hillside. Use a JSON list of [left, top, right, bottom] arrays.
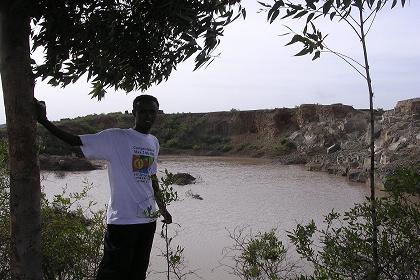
[[1, 99, 418, 183]]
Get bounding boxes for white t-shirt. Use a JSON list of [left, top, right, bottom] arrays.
[[80, 128, 159, 225]]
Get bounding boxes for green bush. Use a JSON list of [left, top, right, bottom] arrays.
[[164, 138, 181, 149], [288, 168, 420, 280], [0, 140, 106, 279], [219, 144, 233, 153], [41, 183, 106, 279], [271, 138, 297, 155], [0, 171, 10, 279], [222, 227, 298, 280]]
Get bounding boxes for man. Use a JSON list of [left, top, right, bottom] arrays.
[[35, 95, 172, 280]]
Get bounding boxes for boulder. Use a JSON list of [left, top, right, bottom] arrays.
[[388, 137, 408, 152], [347, 169, 368, 183], [173, 173, 196, 185]]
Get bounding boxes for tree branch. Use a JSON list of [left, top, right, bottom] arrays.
[[332, 5, 362, 40], [321, 45, 367, 80]]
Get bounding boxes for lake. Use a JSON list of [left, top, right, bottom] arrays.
[[41, 156, 369, 280]]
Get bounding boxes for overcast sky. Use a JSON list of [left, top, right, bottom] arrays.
[[0, 1, 419, 123]]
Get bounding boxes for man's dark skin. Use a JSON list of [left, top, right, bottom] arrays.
[[34, 98, 172, 224]]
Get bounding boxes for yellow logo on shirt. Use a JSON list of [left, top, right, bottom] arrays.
[[132, 155, 154, 173]]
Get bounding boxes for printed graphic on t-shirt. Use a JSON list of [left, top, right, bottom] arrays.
[[132, 155, 153, 173], [132, 146, 155, 183]]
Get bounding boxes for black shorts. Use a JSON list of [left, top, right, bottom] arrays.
[[96, 221, 157, 280]]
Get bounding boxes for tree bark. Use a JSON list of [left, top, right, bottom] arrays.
[[0, 5, 42, 280]]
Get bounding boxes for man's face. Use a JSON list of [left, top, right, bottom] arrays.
[[133, 100, 158, 133]]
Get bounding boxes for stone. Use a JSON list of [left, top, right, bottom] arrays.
[[173, 173, 196, 185], [380, 153, 390, 165], [388, 137, 408, 152], [347, 169, 368, 183]]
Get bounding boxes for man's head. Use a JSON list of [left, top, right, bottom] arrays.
[[132, 95, 159, 134]]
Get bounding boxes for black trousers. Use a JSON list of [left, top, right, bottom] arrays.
[[96, 222, 157, 280]]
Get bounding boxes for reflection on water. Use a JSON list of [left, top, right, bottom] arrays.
[[41, 156, 369, 280]]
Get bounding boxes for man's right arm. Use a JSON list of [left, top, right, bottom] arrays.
[[34, 98, 82, 146]]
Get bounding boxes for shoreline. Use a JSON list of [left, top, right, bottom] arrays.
[[40, 153, 379, 188]]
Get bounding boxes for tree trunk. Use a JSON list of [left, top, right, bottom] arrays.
[[0, 6, 42, 280], [358, 7, 379, 279]]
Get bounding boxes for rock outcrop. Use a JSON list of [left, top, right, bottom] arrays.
[[290, 99, 419, 183], [26, 98, 419, 181]]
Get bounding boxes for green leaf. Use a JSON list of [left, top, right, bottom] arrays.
[[307, 33, 318, 41], [295, 48, 311, 56], [294, 10, 308, 19], [376, 0, 383, 11], [267, 0, 285, 22], [285, 35, 303, 46], [281, 9, 297, 19], [270, 9, 280, 23], [343, 0, 352, 8], [306, 12, 315, 23], [272, 0, 285, 10], [391, 0, 398, 8], [286, 3, 304, 10], [257, 1, 271, 8], [323, 0, 334, 15], [307, 2, 316, 10], [312, 50, 320, 60], [241, 8, 246, 19]]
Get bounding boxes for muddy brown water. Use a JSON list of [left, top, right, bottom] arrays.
[[41, 156, 369, 280]]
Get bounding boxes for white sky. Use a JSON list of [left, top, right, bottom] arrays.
[[1, 1, 419, 123]]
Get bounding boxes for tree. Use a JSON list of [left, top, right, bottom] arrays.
[[262, 0, 408, 278], [0, 1, 243, 278]]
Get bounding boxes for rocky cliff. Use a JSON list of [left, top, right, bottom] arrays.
[[298, 99, 420, 183], [20, 99, 419, 182], [153, 98, 419, 184]]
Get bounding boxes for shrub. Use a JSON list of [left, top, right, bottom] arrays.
[[220, 144, 233, 153], [41, 183, 106, 279], [0, 138, 106, 279], [271, 138, 297, 155], [221, 227, 299, 280], [288, 168, 420, 279]]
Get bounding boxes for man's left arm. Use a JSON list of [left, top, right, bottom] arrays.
[[151, 174, 172, 224]]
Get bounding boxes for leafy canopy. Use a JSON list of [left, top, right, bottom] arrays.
[[27, 0, 243, 99]]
